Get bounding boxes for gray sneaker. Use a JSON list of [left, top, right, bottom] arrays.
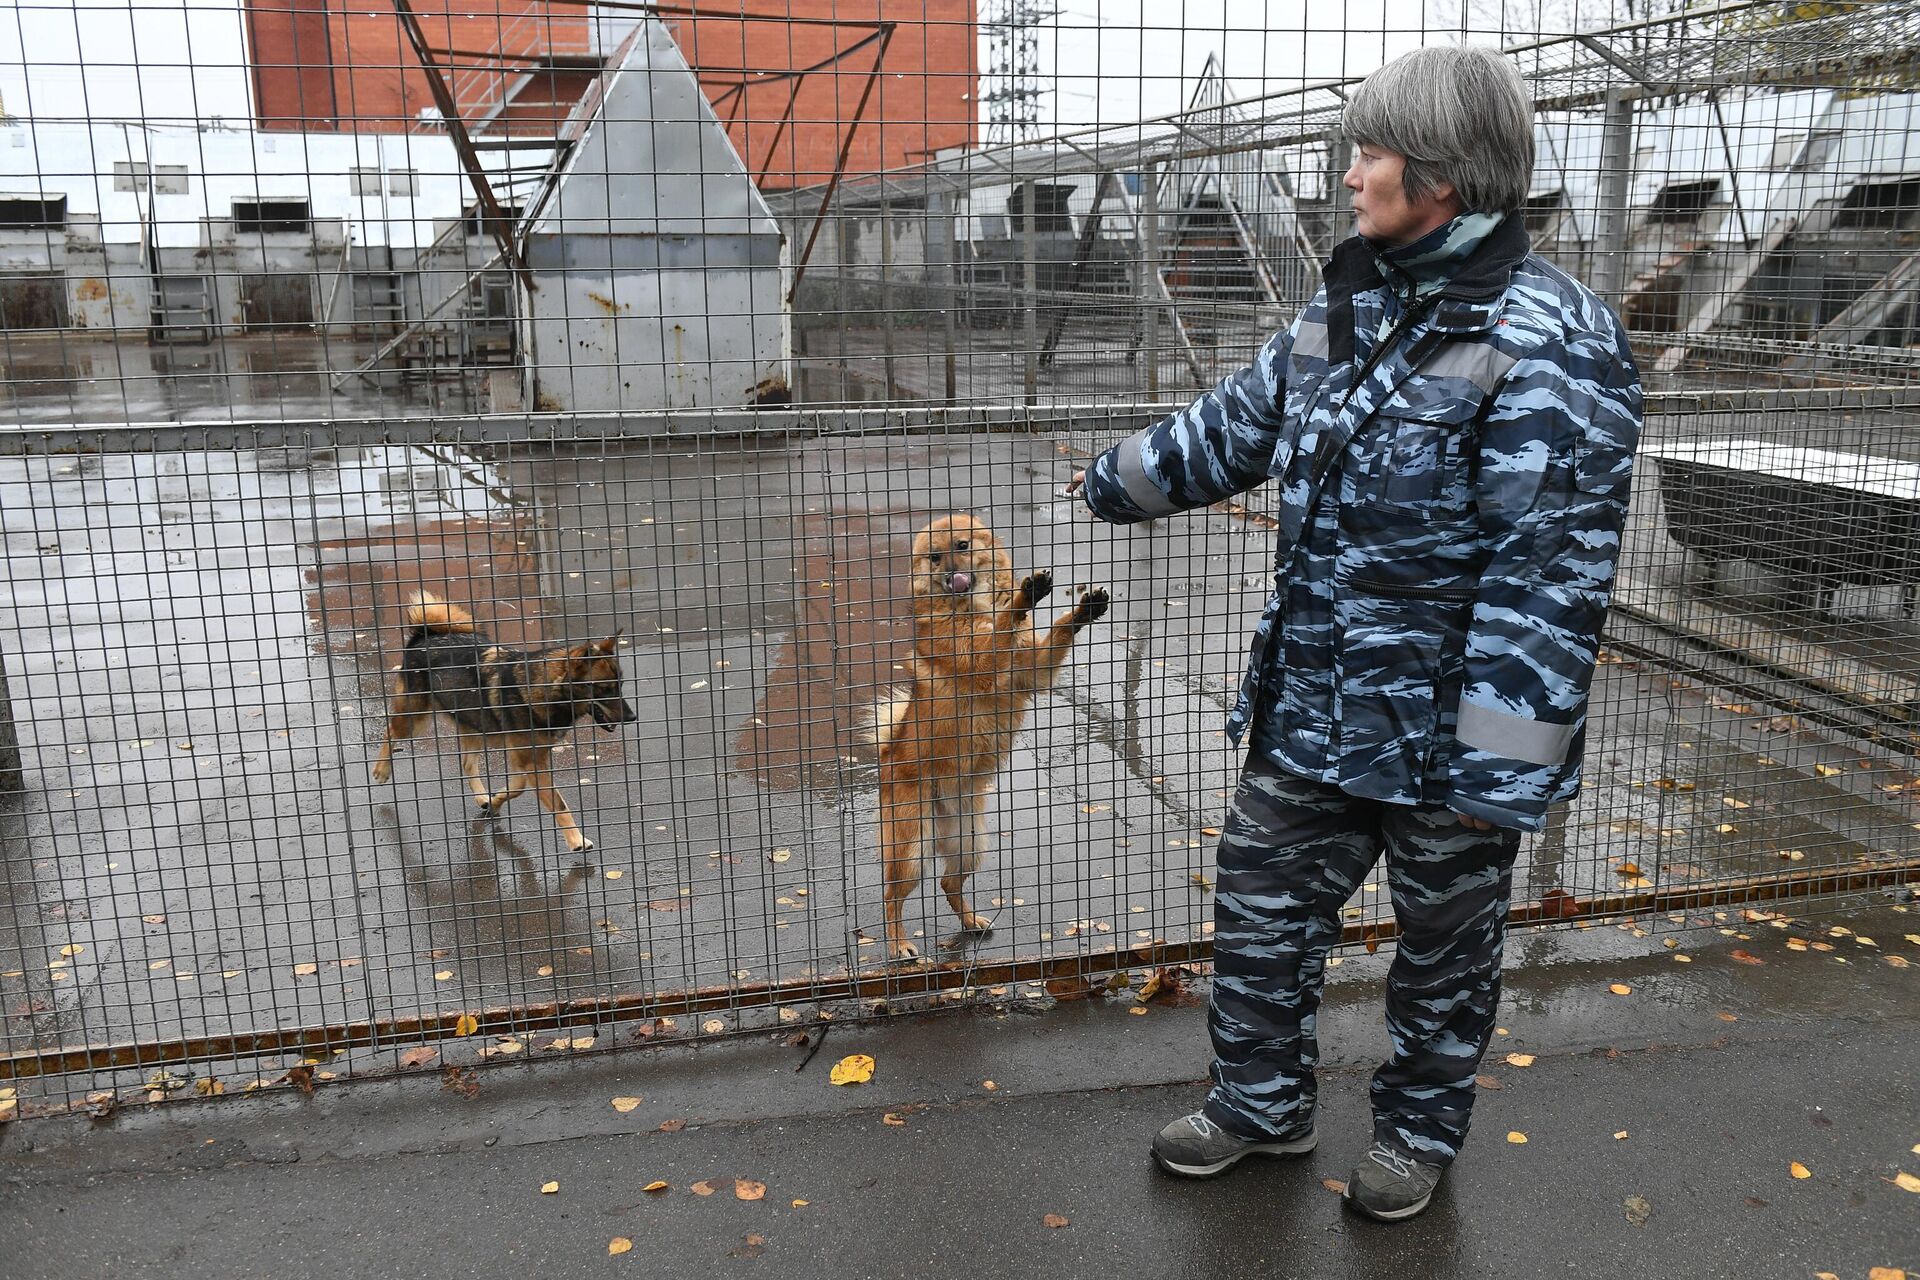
[[1343, 1141, 1445, 1221], [1151, 1111, 1317, 1178]]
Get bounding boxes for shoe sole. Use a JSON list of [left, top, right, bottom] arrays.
[[1341, 1189, 1434, 1222], [1151, 1135, 1318, 1179]]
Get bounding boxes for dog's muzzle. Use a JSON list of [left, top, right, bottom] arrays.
[[592, 699, 638, 731], [945, 570, 974, 594]]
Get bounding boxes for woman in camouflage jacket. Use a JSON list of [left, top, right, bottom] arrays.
[[1072, 45, 1642, 1222]]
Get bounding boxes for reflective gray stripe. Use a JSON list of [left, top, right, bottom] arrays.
[[1291, 319, 1329, 360], [1455, 702, 1577, 766], [1114, 428, 1181, 517], [1418, 342, 1520, 396]]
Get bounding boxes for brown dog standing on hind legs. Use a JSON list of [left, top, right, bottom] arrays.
[[873, 514, 1109, 961], [370, 593, 637, 852]]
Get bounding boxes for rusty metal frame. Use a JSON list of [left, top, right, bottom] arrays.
[[786, 22, 896, 304], [5, 858, 1911, 1081], [389, 0, 537, 294]]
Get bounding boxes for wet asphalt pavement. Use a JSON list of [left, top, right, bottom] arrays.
[[2, 900, 1916, 1279]]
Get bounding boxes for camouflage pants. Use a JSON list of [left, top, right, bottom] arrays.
[[1203, 755, 1521, 1164]]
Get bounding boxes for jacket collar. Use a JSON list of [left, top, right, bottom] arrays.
[[1323, 212, 1530, 357]]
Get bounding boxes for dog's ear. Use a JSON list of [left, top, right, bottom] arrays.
[[593, 631, 622, 655]]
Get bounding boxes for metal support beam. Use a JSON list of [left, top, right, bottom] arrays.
[[1590, 90, 1637, 308], [390, 0, 535, 294]]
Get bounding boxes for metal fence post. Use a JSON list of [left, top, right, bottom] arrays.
[[1592, 89, 1637, 307], [0, 647, 22, 803], [930, 189, 959, 402], [880, 192, 897, 399], [1022, 178, 1039, 405], [1141, 164, 1160, 397]]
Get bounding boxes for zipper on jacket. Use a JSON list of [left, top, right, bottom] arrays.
[[1344, 576, 1477, 603]]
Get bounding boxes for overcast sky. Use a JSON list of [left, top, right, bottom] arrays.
[[0, 0, 1610, 131]]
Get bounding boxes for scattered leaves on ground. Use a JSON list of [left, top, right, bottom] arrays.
[[829, 1054, 876, 1086], [1042, 1214, 1070, 1229], [1504, 1052, 1535, 1068], [441, 1066, 480, 1099], [1729, 950, 1765, 966], [1623, 1194, 1652, 1228], [611, 1096, 643, 1113], [397, 1046, 438, 1069], [1790, 1161, 1812, 1179], [735, 1179, 767, 1201], [608, 1238, 632, 1256]]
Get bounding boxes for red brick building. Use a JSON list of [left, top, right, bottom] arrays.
[[240, 0, 977, 189]]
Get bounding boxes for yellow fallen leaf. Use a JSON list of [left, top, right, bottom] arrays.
[[1892, 1170, 1920, 1194], [1042, 1213, 1070, 1229], [983, 1080, 998, 1091], [59, 944, 84, 957], [1506, 1131, 1528, 1144], [771, 849, 793, 863], [1609, 983, 1632, 996], [1613, 1130, 1629, 1140], [605, 869, 623, 880], [643, 1180, 669, 1194], [608, 1237, 633, 1256], [830, 1054, 876, 1086], [1790, 1161, 1812, 1179], [540, 1181, 559, 1194], [434, 970, 454, 981], [702, 1019, 726, 1034], [536, 965, 553, 977], [1723, 796, 1750, 810], [691, 1180, 716, 1196], [453, 1013, 479, 1036], [791, 1199, 809, 1207], [611, 1096, 642, 1113], [735, 1179, 766, 1201], [1128, 1006, 1149, 1016], [1869, 1270, 1906, 1280], [293, 963, 319, 977], [1716, 823, 1738, 834], [882, 1113, 907, 1126], [1505, 1052, 1535, 1068], [1814, 763, 1843, 778]]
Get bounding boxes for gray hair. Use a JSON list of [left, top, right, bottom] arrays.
[[1342, 45, 1535, 216]]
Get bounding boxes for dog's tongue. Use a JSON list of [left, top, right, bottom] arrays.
[[946, 570, 974, 594]]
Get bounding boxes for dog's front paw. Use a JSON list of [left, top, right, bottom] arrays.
[[371, 760, 392, 784], [1079, 586, 1111, 622], [1020, 569, 1054, 604]]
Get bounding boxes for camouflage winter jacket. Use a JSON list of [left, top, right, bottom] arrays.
[[1081, 212, 1642, 832]]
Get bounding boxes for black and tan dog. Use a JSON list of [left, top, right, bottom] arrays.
[[371, 593, 636, 851]]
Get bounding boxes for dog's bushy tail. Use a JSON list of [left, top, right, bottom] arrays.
[[859, 685, 914, 748], [404, 592, 477, 635]]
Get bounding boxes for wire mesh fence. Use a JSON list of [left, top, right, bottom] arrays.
[[3, 0, 1920, 1107]]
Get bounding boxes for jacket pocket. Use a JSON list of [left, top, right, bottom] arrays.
[[1347, 400, 1478, 512]]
